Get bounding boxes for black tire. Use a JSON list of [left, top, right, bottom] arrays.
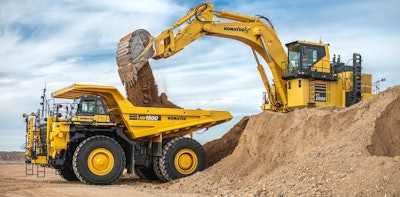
[[152, 156, 168, 182], [159, 137, 206, 181], [152, 138, 173, 182], [134, 166, 159, 181], [72, 135, 126, 185], [57, 167, 79, 182], [57, 142, 80, 182]]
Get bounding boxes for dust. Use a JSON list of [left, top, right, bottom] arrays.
[[167, 86, 400, 196]]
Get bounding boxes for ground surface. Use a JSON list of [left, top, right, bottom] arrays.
[[0, 163, 207, 197]]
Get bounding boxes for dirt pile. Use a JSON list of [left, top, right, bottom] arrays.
[[125, 62, 179, 108], [203, 116, 249, 167], [167, 86, 400, 196]]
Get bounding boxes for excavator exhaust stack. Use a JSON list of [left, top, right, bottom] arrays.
[[116, 29, 154, 87]]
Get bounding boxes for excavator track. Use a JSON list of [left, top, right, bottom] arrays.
[[116, 29, 154, 87]]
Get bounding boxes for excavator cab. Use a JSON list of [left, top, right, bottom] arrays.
[[283, 41, 337, 81]]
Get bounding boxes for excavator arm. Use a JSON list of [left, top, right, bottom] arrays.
[[116, 2, 289, 112]]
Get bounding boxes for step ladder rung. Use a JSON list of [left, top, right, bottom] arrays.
[[36, 165, 46, 178], [26, 163, 34, 175]]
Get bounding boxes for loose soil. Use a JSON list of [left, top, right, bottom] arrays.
[[166, 86, 400, 196], [125, 62, 179, 108]]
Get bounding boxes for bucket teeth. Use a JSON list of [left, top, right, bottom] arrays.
[[116, 29, 153, 87]]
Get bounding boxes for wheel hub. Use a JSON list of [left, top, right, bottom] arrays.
[[174, 149, 198, 175], [88, 148, 114, 176]]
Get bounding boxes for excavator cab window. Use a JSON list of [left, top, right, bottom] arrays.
[[288, 44, 300, 73], [300, 45, 325, 69], [284, 42, 326, 79]]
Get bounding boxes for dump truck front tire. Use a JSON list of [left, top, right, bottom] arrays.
[[159, 137, 206, 181], [58, 142, 80, 181], [72, 135, 126, 185]]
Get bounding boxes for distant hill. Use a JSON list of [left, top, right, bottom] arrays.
[[0, 151, 24, 163]]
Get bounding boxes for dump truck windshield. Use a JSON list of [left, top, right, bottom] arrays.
[[70, 96, 107, 116]]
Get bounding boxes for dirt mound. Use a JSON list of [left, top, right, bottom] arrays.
[[125, 62, 180, 108], [167, 86, 400, 196], [203, 116, 249, 167], [367, 94, 400, 157]]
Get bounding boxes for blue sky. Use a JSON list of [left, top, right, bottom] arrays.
[[0, 0, 399, 151]]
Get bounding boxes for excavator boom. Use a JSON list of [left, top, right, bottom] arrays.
[[116, 2, 288, 111], [116, 2, 372, 112]]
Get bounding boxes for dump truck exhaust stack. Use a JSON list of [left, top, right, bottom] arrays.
[[116, 29, 155, 87]]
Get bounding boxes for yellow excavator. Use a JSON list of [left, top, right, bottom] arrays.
[[117, 2, 373, 112]]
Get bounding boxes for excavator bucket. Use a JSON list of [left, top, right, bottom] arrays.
[[116, 29, 155, 87]]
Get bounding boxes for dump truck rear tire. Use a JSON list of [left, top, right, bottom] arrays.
[[72, 135, 126, 185], [153, 138, 173, 182], [159, 137, 206, 181], [134, 166, 159, 181], [57, 167, 79, 181], [153, 156, 168, 182]]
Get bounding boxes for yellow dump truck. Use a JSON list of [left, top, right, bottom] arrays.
[[24, 84, 232, 184]]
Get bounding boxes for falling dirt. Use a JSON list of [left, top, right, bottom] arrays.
[[125, 62, 179, 108]]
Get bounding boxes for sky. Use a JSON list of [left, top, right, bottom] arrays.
[[0, 0, 399, 151]]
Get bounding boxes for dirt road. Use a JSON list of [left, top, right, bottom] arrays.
[[0, 164, 205, 197]]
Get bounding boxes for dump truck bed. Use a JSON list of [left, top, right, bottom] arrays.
[[52, 84, 233, 139]]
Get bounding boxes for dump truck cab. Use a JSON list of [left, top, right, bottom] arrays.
[[70, 96, 112, 123]]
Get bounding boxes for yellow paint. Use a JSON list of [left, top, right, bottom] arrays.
[[88, 148, 115, 176], [174, 148, 198, 175]]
